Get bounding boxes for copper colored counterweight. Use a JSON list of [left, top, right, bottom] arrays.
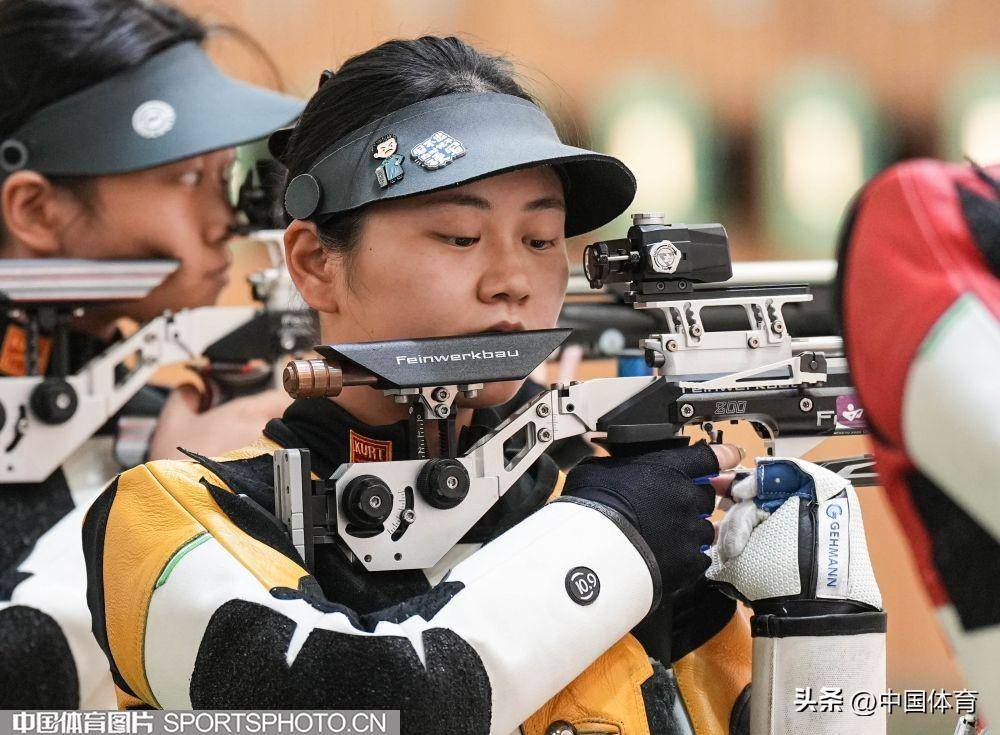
[[282, 358, 377, 398], [283, 359, 343, 398]]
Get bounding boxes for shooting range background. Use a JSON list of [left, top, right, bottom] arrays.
[[179, 1, 997, 730]]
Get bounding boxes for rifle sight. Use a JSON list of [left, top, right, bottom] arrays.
[[583, 213, 733, 298]]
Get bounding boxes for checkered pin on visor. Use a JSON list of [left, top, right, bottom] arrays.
[[410, 131, 467, 170]]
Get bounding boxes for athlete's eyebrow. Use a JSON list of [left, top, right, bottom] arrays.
[[424, 192, 491, 209], [422, 193, 566, 212], [523, 196, 565, 212]]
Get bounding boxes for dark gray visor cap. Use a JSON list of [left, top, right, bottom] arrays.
[[280, 92, 636, 237], [0, 41, 304, 177]]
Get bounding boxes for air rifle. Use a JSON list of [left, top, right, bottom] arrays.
[[0, 259, 258, 482], [275, 214, 874, 572], [0, 233, 313, 483]]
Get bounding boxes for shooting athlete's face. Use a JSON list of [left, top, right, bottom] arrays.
[[69, 150, 237, 322], [289, 167, 569, 408], [2, 150, 237, 325]]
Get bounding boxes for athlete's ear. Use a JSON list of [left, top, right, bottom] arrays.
[[1, 171, 79, 256], [284, 219, 344, 314]]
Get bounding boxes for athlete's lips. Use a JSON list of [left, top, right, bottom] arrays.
[[481, 321, 525, 333]]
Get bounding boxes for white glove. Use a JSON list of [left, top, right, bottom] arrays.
[[707, 457, 887, 735], [707, 456, 882, 611]]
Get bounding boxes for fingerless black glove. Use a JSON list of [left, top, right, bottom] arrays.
[[561, 442, 719, 596]]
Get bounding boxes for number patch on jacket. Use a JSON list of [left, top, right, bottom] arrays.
[[565, 567, 600, 606]]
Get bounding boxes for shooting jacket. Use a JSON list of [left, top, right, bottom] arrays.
[[83, 397, 751, 733]]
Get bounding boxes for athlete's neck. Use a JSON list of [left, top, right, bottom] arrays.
[[332, 385, 474, 457], [71, 307, 122, 342]]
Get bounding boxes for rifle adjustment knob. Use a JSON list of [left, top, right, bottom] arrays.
[[416, 458, 470, 509], [342, 475, 393, 527], [30, 379, 78, 424]]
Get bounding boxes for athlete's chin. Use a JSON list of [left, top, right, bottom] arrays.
[[135, 284, 222, 319], [455, 380, 523, 409]]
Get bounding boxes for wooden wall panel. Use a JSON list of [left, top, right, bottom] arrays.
[[180, 0, 1000, 130]]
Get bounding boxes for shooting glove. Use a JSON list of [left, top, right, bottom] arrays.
[[562, 442, 718, 597], [707, 457, 886, 735]]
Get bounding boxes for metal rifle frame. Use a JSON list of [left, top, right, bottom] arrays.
[[274, 215, 875, 573]]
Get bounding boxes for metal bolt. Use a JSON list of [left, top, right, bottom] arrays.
[[368, 495, 382, 509], [773, 321, 785, 334], [747, 336, 760, 348], [538, 428, 552, 442], [666, 339, 679, 352], [691, 325, 703, 337], [680, 403, 695, 418], [799, 397, 813, 412], [536, 403, 551, 418], [432, 387, 450, 402], [401, 509, 416, 524], [55, 393, 71, 410], [445, 476, 460, 490], [434, 404, 450, 418], [546, 721, 576, 735]]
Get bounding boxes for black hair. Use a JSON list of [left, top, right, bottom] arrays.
[[279, 36, 536, 268], [0, 0, 205, 243], [0, 0, 205, 138]]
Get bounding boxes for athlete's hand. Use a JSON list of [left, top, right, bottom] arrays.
[[147, 385, 291, 461], [707, 457, 882, 615], [562, 442, 741, 595]]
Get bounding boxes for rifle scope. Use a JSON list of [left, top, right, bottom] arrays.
[[583, 213, 733, 298]]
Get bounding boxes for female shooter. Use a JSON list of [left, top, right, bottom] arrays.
[[0, 0, 302, 708], [85, 36, 886, 735]]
